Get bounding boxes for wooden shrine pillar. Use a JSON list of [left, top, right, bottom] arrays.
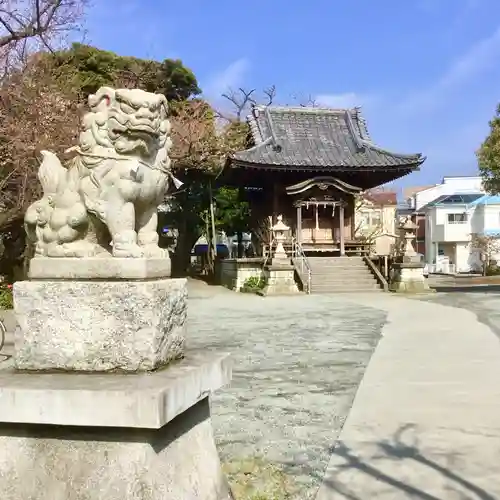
[[272, 183, 279, 224], [237, 186, 245, 257], [296, 204, 302, 245], [339, 203, 345, 256]]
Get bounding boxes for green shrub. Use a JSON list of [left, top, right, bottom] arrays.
[[242, 276, 266, 291], [0, 283, 13, 309], [486, 264, 500, 276]]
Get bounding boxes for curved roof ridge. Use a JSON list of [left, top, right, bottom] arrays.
[[264, 107, 282, 151], [230, 137, 273, 158], [360, 140, 425, 162], [246, 106, 264, 144], [344, 110, 365, 151], [253, 104, 358, 114], [354, 107, 372, 141], [344, 108, 421, 161], [348, 107, 422, 161]]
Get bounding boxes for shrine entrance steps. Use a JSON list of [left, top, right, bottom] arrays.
[[307, 256, 384, 293]]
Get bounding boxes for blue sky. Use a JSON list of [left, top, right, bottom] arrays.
[[85, 0, 500, 190]]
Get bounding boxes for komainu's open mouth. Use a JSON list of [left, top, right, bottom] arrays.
[[128, 123, 157, 135]]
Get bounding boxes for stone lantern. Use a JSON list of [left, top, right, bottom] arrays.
[[399, 217, 419, 262], [390, 216, 431, 293], [271, 215, 290, 262], [262, 214, 298, 295]]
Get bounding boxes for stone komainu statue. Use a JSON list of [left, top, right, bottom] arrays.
[[25, 87, 173, 259]]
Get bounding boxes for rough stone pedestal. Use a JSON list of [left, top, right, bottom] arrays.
[[0, 352, 233, 500], [262, 263, 299, 295], [14, 277, 187, 372], [390, 262, 431, 293]]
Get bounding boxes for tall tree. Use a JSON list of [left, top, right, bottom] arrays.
[[478, 104, 500, 194], [219, 86, 277, 256], [50, 43, 201, 101], [0, 0, 88, 280], [164, 98, 249, 275], [0, 44, 202, 231], [0, 38, 201, 280]]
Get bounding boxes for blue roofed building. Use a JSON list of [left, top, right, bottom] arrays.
[[425, 192, 500, 273]]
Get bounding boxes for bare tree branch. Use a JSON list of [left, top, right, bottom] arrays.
[[289, 92, 319, 107], [220, 85, 278, 125], [0, 55, 82, 230], [221, 87, 256, 121], [262, 84, 276, 106], [0, 0, 87, 79]]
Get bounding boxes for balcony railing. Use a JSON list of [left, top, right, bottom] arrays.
[[426, 263, 456, 275]]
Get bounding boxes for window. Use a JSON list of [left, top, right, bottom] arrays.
[[357, 211, 370, 228], [370, 210, 382, 227], [447, 213, 468, 224]]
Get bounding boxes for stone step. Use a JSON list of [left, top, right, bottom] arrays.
[[311, 281, 380, 289], [308, 259, 367, 265], [308, 259, 367, 264], [312, 270, 375, 277], [308, 262, 366, 266], [308, 258, 365, 265], [308, 266, 370, 273], [310, 271, 373, 278], [310, 286, 383, 293], [312, 278, 379, 285]]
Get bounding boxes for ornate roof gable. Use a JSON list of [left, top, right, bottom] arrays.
[[230, 105, 425, 171]]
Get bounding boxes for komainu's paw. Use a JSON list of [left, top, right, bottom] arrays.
[[141, 245, 167, 258], [112, 244, 144, 258]]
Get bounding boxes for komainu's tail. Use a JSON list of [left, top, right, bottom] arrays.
[[38, 150, 67, 195]]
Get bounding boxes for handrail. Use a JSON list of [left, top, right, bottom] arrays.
[[363, 255, 389, 291], [291, 238, 312, 294]]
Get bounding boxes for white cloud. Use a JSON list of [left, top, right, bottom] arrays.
[[203, 58, 250, 99], [314, 92, 379, 111], [315, 92, 360, 109], [399, 25, 500, 115]]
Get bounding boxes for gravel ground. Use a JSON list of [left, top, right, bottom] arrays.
[[187, 281, 386, 498]]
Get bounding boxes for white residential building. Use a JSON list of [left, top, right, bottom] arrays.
[[425, 194, 500, 273], [408, 176, 484, 211]]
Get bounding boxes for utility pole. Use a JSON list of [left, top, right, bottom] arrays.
[[208, 180, 217, 259]]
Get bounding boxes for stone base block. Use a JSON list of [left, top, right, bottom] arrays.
[[0, 352, 230, 428], [390, 279, 432, 293], [13, 278, 187, 372], [390, 263, 432, 294], [29, 257, 171, 279], [0, 353, 233, 499], [262, 264, 299, 295]]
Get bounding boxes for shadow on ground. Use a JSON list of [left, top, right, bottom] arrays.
[[282, 424, 496, 499], [432, 285, 500, 293]]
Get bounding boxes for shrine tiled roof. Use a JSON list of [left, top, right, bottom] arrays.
[[229, 105, 425, 171]]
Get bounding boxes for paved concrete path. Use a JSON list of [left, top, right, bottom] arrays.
[[317, 294, 500, 500]]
